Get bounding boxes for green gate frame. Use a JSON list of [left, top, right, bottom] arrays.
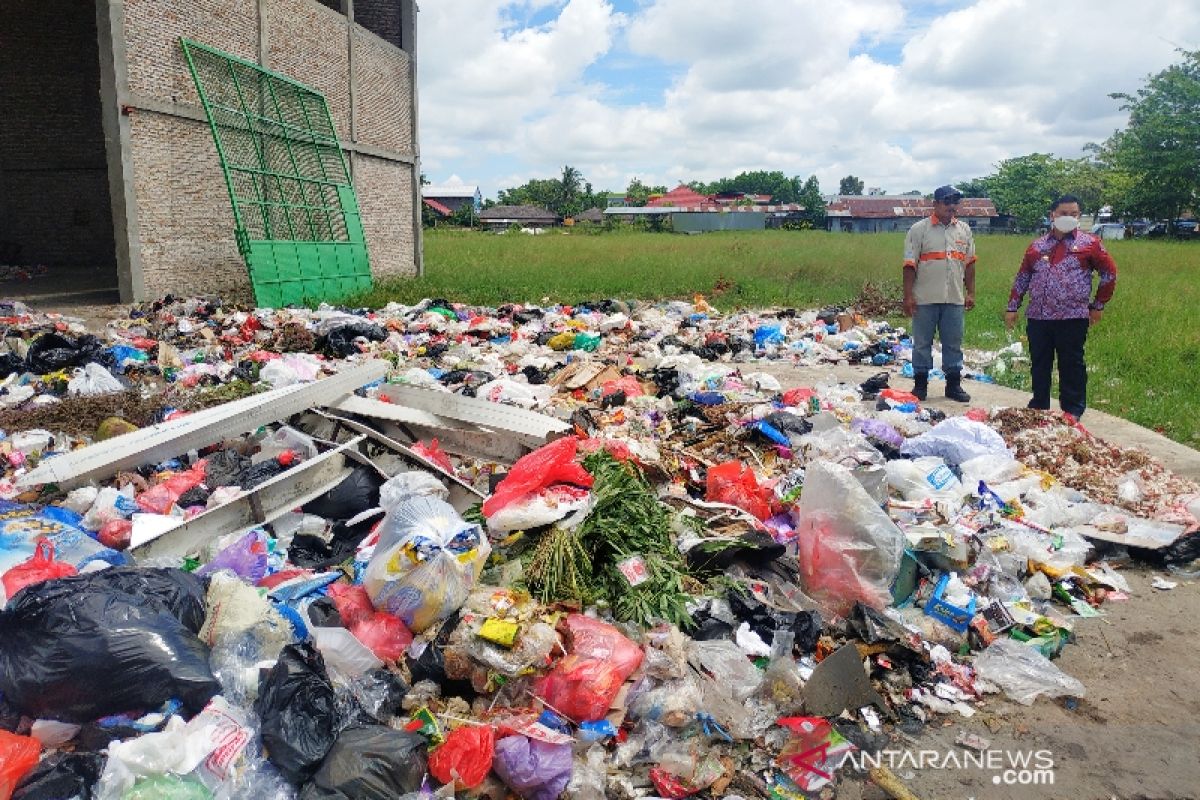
[[181, 39, 372, 307]]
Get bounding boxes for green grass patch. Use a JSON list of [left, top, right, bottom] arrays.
[[356, 228, 1200, 450]]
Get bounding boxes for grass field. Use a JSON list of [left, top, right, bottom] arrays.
[[358, 228, 1200, 449]]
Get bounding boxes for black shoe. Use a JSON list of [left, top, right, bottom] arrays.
[[945, 371, 971, 403], [912, 371, 928, 401]]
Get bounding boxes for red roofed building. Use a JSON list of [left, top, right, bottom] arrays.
[[646, 185, 712, 208], [825, 195, 998, 233]]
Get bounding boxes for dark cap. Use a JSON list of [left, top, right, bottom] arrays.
[[934, 185, 963, 203]]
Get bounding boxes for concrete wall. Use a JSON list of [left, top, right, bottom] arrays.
[[113, 0, 418, 300], [0, 0, 115, 273]]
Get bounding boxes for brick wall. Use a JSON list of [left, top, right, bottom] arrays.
[[0, 0, 115, 270], [355, 154, 416, 279], [267, 0, 352, 139], [353, 29, 412, 154], [353, 0, 404, 50]]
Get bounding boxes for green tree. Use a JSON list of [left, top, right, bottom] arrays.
[[796, 174, 827, 227], [986, 154, 1061, 228], [624, 177, 667, 207], [839, 175, 864, 195], [953, 177, 992, 198], [1097, 50, 1200, 225]]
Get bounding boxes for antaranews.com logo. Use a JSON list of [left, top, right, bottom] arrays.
[[845, 748, 1056, 786]]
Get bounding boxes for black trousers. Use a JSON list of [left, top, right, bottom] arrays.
[[1026, 317, 1090, 417]]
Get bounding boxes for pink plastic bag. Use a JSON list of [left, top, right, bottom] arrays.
[[412, 438, 454, 472], [2, 539, 77, 600], [351, 611, 413, 662], [534, 614, 643, 722], [328, 582, 375, 627], [706, 461, 774, 520], [482, 437, 593, 517], [98, 519, 134, 551], [600, 375, 644, 398], [136, 460, 207, 515]]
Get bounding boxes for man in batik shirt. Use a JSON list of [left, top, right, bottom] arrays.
[[1005, 194, 1117, 418]]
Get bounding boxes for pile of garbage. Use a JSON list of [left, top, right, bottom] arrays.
[[1, 294, 1198, 800]]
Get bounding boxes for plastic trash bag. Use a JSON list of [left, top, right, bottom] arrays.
[[705, 461, 773, 520], [534, 614, 644, 722], [481, 437, 593, 518], [885, 456, 968, 505], [0, 730, 41, 799], [255, 643, 339, 785], [300, 725, 427, 799], [364, 496, 490, 633], [0, 500, 127, 601], [118, 775, 211, 800], [2, 539, 78, 600], [0, 567, 218, 722], [428, 725, 495, 791], [302, 466, 381, 521], [378, 471, 449, 508], [10, 752, 104, 800], [325, 323, 387, 357], [900, 417, 1012, 465], [195, 530, 269, 583], [792, 461, 905, 616], [492, 735, 573, 800], [486, 484, 592, 534], [67, 363, 125, 396], [688, 639, 762, 702], [24, 332, 103, 374], [973, 638, 1085, 705]]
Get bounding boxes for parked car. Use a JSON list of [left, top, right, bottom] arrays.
[[1091, 223, 1126, 240]]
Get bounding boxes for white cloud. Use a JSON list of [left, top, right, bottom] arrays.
[[417, 0, 1200, 197]]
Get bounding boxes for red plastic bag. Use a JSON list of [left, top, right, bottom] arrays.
[[781, 387, 816, 406], [351, 611, 413, 662], [705, 461, 773, 520], [482, 437, 593, 517], [0, 729, 41, 799], [879, 388, 919, 404], [428, 725, 495, 790], [534, 614, 644, 722], [98, 519, 134, 550], [577, 437, 634, 462], [412, 438, 454, 473], [327, 582, 375, 627], [2, 539, 77, 600]]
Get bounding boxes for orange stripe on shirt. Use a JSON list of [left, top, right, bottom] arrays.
[[918, 250, 968, 262]]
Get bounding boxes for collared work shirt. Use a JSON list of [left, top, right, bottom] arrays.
[[1007, 230, 1117, 319], [903, 215, 977, 305]]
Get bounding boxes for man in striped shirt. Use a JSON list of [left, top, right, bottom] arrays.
[[1005, 194, 1117, 418], [902, 185, 977, 402]]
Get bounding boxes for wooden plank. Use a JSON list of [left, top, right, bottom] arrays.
[[374, 383, 570, 442], [18, 361, 389, 490], [130, 437, 361, 560]]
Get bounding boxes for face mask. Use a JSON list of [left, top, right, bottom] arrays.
[[1052, 215, 1079, 233]]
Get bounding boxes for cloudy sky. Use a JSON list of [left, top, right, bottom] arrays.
[[417, 0, 1200, 199]]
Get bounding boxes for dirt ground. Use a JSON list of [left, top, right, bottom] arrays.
[[15, 295, 1200, 800]]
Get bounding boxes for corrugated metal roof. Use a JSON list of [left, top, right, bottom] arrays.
[[424, 186, 480, 198], [825, 196, 998, 219], [422, 198, 453, 216]]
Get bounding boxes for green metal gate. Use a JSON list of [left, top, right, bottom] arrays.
[[181, 39, 372, 307]]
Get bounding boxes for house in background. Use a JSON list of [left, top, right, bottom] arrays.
[[423, 185, 482, 214], [573, 207, 606, 225], [825, 196, 998, 233], [478, 204, 559, 232]]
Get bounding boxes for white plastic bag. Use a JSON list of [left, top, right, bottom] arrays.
[[792, 460, 906, 615], [885, 456, 968, 505], [973, 638, 1085, 705], [900, 417, 1011, 465], [68, 363, 124, 396], [364, 496, 490, 633], [379, 470, 450, 509]]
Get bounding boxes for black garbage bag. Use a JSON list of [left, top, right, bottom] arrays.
[[299, 725, 428, 800], [289, 516, 376, 570], [239, 459, 290, 490], [306, 596, 344, 628], [301, 466, 381, 521], [205, 449, 251, 488], [686, 532, 786, 579], [177, 485, 211, 508], [406, 613, 475, 700], [12, 752, 105, 800], [324, 323, 388, 357], [256, 643, 339, 785], [0, 567, 216, 722], [763, 411, 812, 436], [25, 333, 85, 373], [727, 588, 822, 653], [0, 352, 25, 379]]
